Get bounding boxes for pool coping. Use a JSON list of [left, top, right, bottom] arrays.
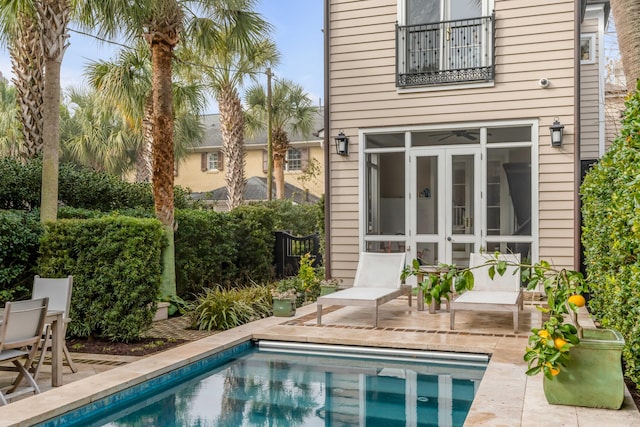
[[0, 302, 638, 426]]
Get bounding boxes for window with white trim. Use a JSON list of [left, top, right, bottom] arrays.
[[580, 34, 596, 64], [207, 152, 220, 171], [285, 148, 302, 171]]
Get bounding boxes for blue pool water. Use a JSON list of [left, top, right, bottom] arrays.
[[39, 341, 488, 427]]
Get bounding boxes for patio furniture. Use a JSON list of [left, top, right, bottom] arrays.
[[31, 275, 77, 379], [316, 252, 410, 328], [450, 253, 522, 333], [0, 297, 49, 405]]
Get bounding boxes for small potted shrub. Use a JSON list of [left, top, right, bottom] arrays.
[[271, 278, 299, 317], [319, 278, 343, 296], [522, 261, 625, 409]]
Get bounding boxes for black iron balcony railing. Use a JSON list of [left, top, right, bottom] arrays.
[[396, 14, 495, 87]]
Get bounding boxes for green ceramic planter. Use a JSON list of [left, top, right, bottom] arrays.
[[320, 285, 339, 296], [543, 328, 625, 409], [272, 298, 296, 317]]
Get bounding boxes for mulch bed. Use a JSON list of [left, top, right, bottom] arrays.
[[66, 337, 188, 357]]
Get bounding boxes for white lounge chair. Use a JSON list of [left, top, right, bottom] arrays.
[[31, 275, 77, 378], [0, 298, 49, 404], [450, 253, 523, 333], [316, 252, 410, 328]]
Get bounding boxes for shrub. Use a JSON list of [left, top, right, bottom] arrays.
[[174, 209, 238, 295], [38, 216, 165, 342], [0, 157, 192, 211], [581, 83, 640, 386], [229, 205, 278, 283], [190, 285, 272, 331], [256, 199, 324, 236], [0, 210, 43, 303]]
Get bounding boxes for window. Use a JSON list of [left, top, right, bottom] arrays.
[[580, 34, 595, 64], [397, 0, 494, 87], [286, 148, 302, 171], [201, 151, 223, 172], [207, 152, 220, 170]]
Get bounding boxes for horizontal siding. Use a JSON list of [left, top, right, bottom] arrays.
[[328, 0, 579, 277]]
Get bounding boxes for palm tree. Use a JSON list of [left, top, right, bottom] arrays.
[[610, 0, 640, 92], [60, 87, 140, 176], [6, 10, 45, 160], [245, 79, 317, 200], [0, 0, 70, 222], [85, 42, 206, 182], [88, 0, 269, 296], [186, 14, 277, 210], [0, 78, 22, 158]]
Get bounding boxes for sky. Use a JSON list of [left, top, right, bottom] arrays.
[[0, 0, 324, 115]]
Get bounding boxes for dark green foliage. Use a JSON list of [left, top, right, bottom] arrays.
[[0, 158, 41, 210], [38, 216, 165, 342], [0, 158, 192, 211], [230, 204, 278, 283], [255, 199, 324, 236], [174, 209, 238, 295], [581, 83, 640, 386], [190, 285, 272, 331], [0, 211, 43, 303]]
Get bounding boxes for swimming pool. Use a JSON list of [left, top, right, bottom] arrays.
[[39, 341, 488, 427]]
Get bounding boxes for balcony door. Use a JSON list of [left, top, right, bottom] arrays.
[[406, 0, 484, 72]]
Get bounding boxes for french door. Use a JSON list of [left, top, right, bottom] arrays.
[[410, 147, 481, 268], [406, 0, 485, 71]]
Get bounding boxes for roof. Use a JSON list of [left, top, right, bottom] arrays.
[[191, 176, 320, 205], [197, 107, 324, 150]]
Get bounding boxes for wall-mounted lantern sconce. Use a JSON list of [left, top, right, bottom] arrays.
[[334, 130, 349, 156], [549, 118, 564, 147]]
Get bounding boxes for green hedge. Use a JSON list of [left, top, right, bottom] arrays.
[[0, 157, 192, 211], [0, 210, 42, 303], [174, 209, 238, 295], [581, 84, 640, 386], [38, 216, 165, 342]]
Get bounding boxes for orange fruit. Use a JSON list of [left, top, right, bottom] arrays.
[[537, 330, 550, 339], [545, 362, 560, 376], [568, 294, 586, 307], [554, 337, 568, 349]]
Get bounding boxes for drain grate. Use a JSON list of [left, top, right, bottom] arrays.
[[43, 357, 128, 367]]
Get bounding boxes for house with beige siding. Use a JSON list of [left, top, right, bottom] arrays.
[[322, 0, 610, 284], [175, 110, 325, 208]]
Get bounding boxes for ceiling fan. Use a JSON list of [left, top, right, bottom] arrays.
[[437, 130, 479, 142]]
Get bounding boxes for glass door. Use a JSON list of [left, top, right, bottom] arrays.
[[411, 148, 480, 268]]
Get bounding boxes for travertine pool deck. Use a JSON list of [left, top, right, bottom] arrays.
[[0, 298, 639, 426]]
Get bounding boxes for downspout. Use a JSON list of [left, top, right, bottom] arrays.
[[574, 0, 582, 270], [323, 0, 332, 277]]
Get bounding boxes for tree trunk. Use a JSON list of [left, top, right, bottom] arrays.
[[10, 12, 45, 160], [150, 39, 176, 297], [136, 95, 154, 182], [272, 127, 289, 200], [610, 0, 640, 92], [218, 85, 246, 210], [273, 153, 286, 200], [38, 0, 70, 223]]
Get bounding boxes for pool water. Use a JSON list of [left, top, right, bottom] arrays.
[[42, 341, 488, 427]]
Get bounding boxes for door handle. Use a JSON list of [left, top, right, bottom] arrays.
[[447, 237, 452, 242], [446, 26, 451, 41]]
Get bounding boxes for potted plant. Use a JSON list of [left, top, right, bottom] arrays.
[[403, 254, 626, 409], [271, 278, 299, 317], [521, 261, 626, 409], [319, 278, 343, 296], [401, 259, 469, 310]]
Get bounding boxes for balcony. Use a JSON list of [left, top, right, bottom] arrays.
[[396, 14, 495, 88]]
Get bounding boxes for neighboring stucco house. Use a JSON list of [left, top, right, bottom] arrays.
[[175, 109, 325, 206], [322, 0, 610, 284]]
